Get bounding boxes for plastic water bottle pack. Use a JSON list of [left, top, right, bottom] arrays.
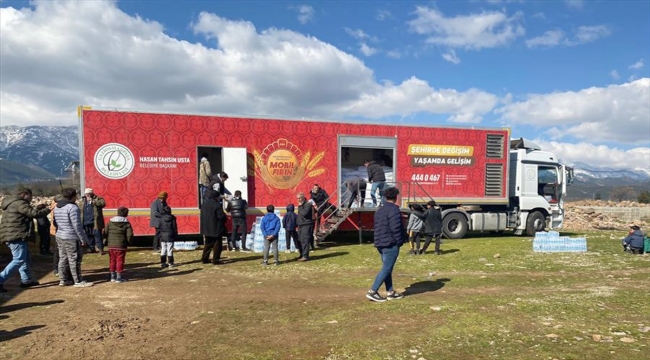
[[533, 232, 587, 253]]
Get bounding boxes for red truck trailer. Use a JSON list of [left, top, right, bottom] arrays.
[[79, 107, 570, 239]]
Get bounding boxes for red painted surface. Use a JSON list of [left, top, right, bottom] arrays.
[[81, 110, 508, 235]]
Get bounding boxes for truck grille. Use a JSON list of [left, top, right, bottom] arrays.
[[485, 163, 503, 197], [486, 134, 505, 158]]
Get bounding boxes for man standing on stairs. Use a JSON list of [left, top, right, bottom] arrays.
[[296, 192, 315, 262]]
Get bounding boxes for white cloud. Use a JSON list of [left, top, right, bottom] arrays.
[[610, 70, 620, 80], [387, 50, 402, 59], [526, 25, 611, 48], [359, 43, 378, 56], [525, 29, 564, 48], [497, 79, 650, 144], [565, 0, 584, 9], [376, 9, 390, 21], [345, 28, 378, 42], [342, 77, 498, 123], [629, 59, 644, 69], [291, 5, 314, 24], [535, 141, 650, 172], [573, 25, 611, 44], [532, 12, 546, 20], [408, 7, 525, 50], [442, 49, 461, 64], [0, 1, 498, 126]]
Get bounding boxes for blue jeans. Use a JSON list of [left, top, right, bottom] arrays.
[[371, 244, 400, 292], [370, 181, 386, 206], [0, 241, 33, 284]]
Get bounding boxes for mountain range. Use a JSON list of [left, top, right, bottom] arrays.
[[0, 125, 648, 199]]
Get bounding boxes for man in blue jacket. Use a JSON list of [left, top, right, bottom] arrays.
[[366, 186, 405, 302], [622, 224, 645, 254]]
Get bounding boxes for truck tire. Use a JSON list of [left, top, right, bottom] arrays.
[[525, 211, 546, 236], [443, 213, 468, 239]]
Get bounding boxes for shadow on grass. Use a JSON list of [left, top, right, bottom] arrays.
[[80, 267, 203, 284], [220, 254, 264, 264], [0, 299, 65, 315], [403, 278, 450, 297], [282, 251, 350, 264], [0, 325, 46, 342], [420, 249, 460, 255]]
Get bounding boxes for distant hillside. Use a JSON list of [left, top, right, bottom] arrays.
[[0, 159, 57, 184], [0, 125, 78, 177]]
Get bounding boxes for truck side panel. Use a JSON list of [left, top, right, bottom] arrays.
[[81, 110, 509, 235]]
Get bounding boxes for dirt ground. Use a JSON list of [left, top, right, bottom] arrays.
[[0, 244, 386, 360]]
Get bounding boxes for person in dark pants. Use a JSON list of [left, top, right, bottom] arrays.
[[77, 188, 106, 255], [296, 192, 315, 261], [226, 190, 249, 252], [412, 200, 443, 255], [622, 223, 645, 254], [37, 210, 52, 255], [343, 177, 367, 208], [282, 203, 299, 254], [200, 190, 227, 265], [150, 191, 169, 251], [366, 186, 405, 302], [364, 160, 386, 207]]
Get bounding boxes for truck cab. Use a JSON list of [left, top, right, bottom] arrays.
[[509, 138, 573, 236]]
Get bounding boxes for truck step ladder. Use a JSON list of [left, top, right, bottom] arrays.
[[315, 208, 354, 244]]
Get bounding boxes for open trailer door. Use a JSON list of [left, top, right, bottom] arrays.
[[223, 147, 248, 201]]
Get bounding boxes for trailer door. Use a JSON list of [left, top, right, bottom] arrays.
[[223, 147, 248, 200]]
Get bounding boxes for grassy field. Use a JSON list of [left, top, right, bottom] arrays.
[[1, 230, 649, 359]]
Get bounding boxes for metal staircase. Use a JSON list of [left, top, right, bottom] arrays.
[[312, 180, 436, 244]]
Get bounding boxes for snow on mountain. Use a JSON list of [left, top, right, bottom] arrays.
[[0, 125, 78, 176], [562, 161, 650, 181]]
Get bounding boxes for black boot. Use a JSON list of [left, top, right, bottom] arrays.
[[168, 256, 174, 266], [160, 255, 168, 268]]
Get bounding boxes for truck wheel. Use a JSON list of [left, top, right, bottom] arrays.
[[525, 211, 546, 236], [442, 213, 468, 239]]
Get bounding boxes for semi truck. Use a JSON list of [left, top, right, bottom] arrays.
[[78, 107, 573, 239]]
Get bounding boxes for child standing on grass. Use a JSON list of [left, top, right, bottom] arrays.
[[104, 207, 133, 283], [406, 204, 424, 255], [282, 204, 298, 254], [261, 205, 281, 266], [159, 206, 178, 268]]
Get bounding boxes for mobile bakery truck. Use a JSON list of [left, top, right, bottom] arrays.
[[78, 107, 573, 241]]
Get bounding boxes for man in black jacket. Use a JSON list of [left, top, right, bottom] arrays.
[[226, 190, 250, 252], [412, 200, 443, 255], [296, 192, 315, 262], [200, 190, 227, 265], [364, 160, 386, 207], [366, 186, 405, 302], [149, 191, 169, 251]]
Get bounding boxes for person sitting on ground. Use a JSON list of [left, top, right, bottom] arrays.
[[261, 205, 281, 266], [622, 224, 645, 254], [104, 206, 134, 283], [159, 206, 178, 268]]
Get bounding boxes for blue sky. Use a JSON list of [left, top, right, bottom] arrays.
[[1, 0, 649, 171]]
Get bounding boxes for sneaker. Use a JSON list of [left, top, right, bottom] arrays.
[[53, 270, 59, 277], [274, 262, 280, 266], [59, 280, 73, 287], [20, 281, 39, 288], [241, 248, 251, 253], [99, 250, 106, 256], [73, 281, 93, 288], [285, 249, 291, 254], [161, 263, 169, 269], [167, 263, 174, 268], [115, 278, 127, 283], [262, 261, 268, 266], [366, 290, 386, 303], [386, 291, 405, 301]]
